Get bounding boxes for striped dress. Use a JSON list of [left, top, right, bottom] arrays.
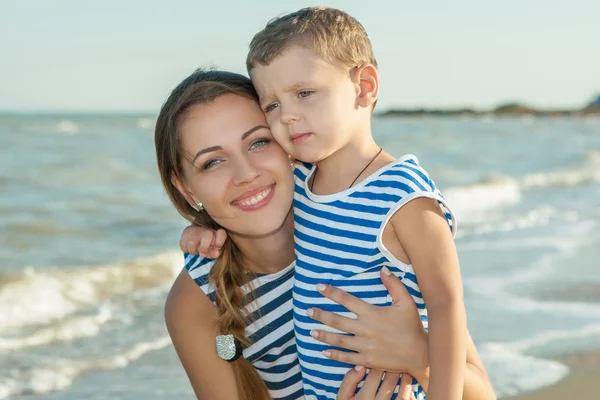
[[184, 254, 304, 400], [292, 154, 456, 400]]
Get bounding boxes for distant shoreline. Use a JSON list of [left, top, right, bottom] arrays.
[[1, 99, 599, 118], [377, 103, 600, 118]]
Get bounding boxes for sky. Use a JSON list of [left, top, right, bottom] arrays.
[[1, 0, 598, 113]]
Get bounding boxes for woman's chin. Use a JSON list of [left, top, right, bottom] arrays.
[[227, 212, 291, 239]]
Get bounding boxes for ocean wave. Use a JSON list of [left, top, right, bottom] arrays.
[[505, 323, 600, 353], [0, 304, 113, 351], [443, 150, 600, 228], [478, 342, 569, 398], [0, 336, 171, 399], [137, 118, 155, 130], [464, 220, 600, 318], [520, 150, 600, 188], [0, 251, 182, 332], [444, 177, 521, 224], [55, 120, 79, 135]]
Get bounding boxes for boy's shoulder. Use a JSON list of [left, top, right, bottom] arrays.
[[292, 160, 315, 180], [374, 154, 434, 188]]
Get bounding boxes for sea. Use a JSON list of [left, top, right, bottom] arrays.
[[1, 114, 599, 399]]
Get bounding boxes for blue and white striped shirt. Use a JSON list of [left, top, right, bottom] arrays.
[[185, 255, 304, 400], [292, 154, 456, 400]]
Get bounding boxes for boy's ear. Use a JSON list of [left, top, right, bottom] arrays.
[[352, 64, 379, 108]]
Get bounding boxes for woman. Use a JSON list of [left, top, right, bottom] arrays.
[[155, 68, 495, 400]]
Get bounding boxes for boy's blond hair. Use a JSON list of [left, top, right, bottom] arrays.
[[246, 7, 377, 72]]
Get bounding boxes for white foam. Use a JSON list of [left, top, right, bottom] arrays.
[[459, 205, 555, 236], [0, 336, 172, 399], [506, 323, 600, 353], [0, 304, 112, 350], [478, 342, 569, 398], [137, 118, 155, 130], [520, 150, 600, 189], [55, 120, 79, 135], [464, 219, 600, 318], [0, 250, 183, 332], [444, 176, 521, 224]]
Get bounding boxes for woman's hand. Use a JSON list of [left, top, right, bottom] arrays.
[[308, 267, 429, 379], [337, 368, 416, 400], [179, 225, 227, 258]]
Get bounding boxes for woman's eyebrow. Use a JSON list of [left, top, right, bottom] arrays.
[[191, 125, 269, 164], [241, 125, 269, 141]]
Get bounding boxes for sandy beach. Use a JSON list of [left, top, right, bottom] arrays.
[[506, 350, 600, 400]]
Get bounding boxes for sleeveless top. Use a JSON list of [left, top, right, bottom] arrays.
[[185, 254, 304, 399], [292, 155, 456, 399]]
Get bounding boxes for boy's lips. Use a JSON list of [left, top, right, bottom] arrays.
[[290, 132, 312, 145], [231, 184, 276, 211]]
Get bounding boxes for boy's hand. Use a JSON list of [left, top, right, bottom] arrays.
[[179, 225, 227, 258]]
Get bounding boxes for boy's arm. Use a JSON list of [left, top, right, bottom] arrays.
[[389, 197, 466, 400], [180, 225, 227, 258]]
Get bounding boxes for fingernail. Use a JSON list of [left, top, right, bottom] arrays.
[[322, 350, 332, 358], [382, 266, 392, 276], [310, 330, 319, 339], [307, 308, 315, 318], [354, 365, 364, 372], [316, 284, 326, 292]]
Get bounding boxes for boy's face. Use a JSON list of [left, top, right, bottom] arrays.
[[250, 45, 361, 163]]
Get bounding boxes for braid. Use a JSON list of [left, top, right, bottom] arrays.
[[210, 239, 270, 400]]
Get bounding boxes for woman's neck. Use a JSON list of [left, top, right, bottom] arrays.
[[228, 210, 295, 275]]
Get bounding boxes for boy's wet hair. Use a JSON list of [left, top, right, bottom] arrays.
[[246, 7, 377, 72]]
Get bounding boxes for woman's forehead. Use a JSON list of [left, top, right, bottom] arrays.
[[179, 95, 267, 145]]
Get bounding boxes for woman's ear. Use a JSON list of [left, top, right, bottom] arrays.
[[352, 64, 379, 109], [171, 172, 197, 208]]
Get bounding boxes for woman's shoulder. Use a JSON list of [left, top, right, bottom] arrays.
[[165, 266, 217, 334]]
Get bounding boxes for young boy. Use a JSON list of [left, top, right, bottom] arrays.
[[184, 7, 466, 400]]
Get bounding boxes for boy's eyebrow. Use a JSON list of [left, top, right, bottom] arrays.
[[283, 82, 314, 93], [191, 125, 269, 164]]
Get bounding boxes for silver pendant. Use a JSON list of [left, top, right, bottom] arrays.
[[216, 334, 237, 361]]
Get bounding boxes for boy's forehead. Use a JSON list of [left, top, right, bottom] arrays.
[[250, 46, 346, 92]]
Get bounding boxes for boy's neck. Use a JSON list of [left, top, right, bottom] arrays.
[[312, 130, 393, 194], [229, 210, 296, 275]]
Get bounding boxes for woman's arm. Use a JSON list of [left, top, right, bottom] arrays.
[[165, 268, 240, 399], [308, 271, 496, 400]]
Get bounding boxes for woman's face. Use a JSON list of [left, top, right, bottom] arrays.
[[174, 93, 294, 237]]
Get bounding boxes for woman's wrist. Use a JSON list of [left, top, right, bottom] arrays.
[[405, 334, 429, 390]]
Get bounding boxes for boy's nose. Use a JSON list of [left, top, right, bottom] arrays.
[[280, 107, 300, 125]]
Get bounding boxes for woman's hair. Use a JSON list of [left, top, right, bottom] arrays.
[[155, 68, 270, 400]]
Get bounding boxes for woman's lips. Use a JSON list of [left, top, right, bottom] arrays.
[[231, 184, 276, 211]]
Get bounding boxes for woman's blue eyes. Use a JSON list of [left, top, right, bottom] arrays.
[[201, 138, 271, 170], [202, 159, 220, 169], [249, 138, 271, 149]]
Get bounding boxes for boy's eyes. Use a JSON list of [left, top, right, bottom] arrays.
[[297, 90, 314, 98], [263, 91, 314, 113], [264, 103, 279, 113]]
